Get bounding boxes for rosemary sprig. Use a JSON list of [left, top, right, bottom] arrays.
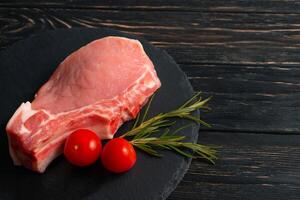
[[121, 92, 211, 138], [130, 128, 217, 164], [120, 92, 217, 163]]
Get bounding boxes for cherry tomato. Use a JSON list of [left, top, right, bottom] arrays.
[[64, 129, 102, 167], [101, 138, 136, 173]]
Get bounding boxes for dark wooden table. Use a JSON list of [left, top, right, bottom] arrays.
[[1, 1, 300, 199]]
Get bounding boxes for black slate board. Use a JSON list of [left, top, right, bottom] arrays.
[[0, 28, 199, 200]]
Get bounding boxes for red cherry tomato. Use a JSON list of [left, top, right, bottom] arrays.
[[64, 129, 102, 167], [101, 138, 136, 173]]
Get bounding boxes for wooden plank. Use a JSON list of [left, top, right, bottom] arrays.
[[168, 131, 300, 200], [2, 8, 300, 65], [169, 183, 300, 200], [1, 0, 300, 14], [182, 64, 300, 133], [1, 8, 300, 133]]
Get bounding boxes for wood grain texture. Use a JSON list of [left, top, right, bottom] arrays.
[[2, 8, 300, 65], [169, 131, 300, 200], [1, 0, 300, 14], [182, 64, 300, 133], [1, 8, 300, 133]]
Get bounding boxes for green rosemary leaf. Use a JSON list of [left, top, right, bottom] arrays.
[[179, 91, 202, 109], [131, 112, 140, 130], [167, 145, 194, 158], [121, 92, 217, 164], [184, 115, 212, 128], [161, 128, 170, 137], [141, 94, 155, 123], [172, 123, 194, 135], [154, 144, 172, 150], [134, 144, 161, 157]]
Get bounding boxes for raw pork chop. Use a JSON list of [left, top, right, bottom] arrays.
[[6, 36, 161, 173]]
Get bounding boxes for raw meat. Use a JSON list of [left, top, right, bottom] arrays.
[[6, 36, 161, 173]]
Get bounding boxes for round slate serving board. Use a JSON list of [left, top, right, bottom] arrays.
[[0, 28, 199, 200]]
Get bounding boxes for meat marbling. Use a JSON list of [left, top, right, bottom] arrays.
[[6, 36, 161, 173]]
